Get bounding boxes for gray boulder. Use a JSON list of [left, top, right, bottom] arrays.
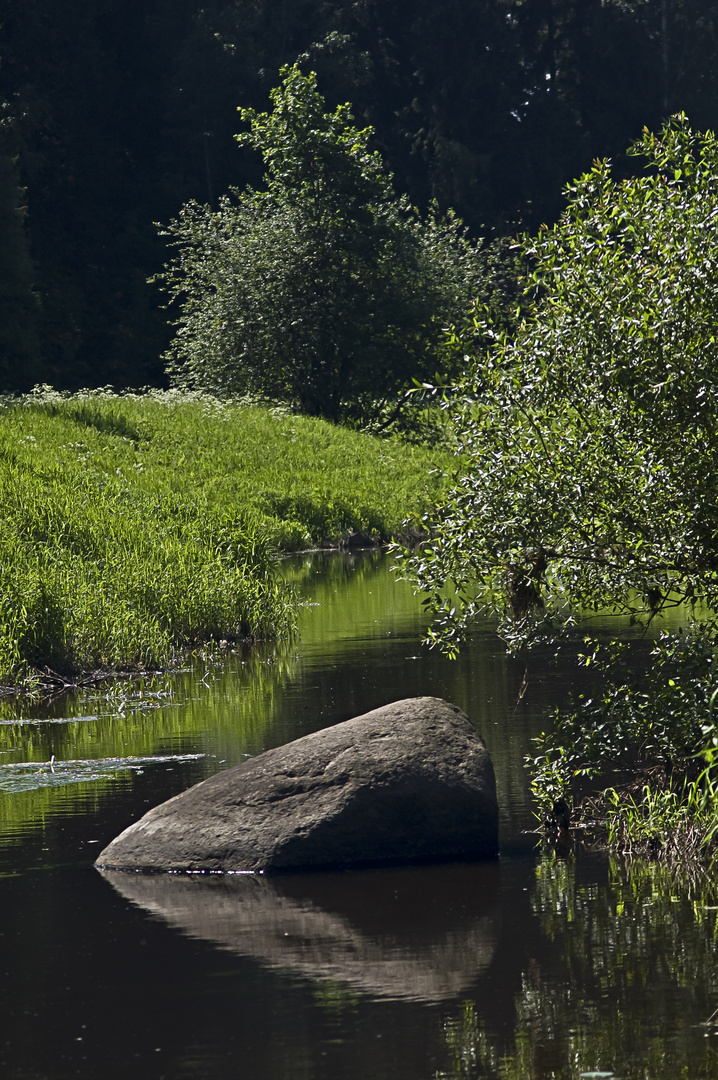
[[95, 696, 498, 873]]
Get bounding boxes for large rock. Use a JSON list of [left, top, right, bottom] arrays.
[[95, 696, 498, 873]]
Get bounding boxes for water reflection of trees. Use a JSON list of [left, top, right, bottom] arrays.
[[0, 644, 293, 843], [438, 854, 718, 1080]]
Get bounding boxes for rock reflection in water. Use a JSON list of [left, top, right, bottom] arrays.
[[101, 860, 500, 1003]]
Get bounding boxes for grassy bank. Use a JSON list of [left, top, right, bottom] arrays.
[[0, 387, 446, 687]]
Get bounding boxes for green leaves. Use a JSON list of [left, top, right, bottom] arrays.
[[156, 66, 486, 424], [410, 115, 718, 650], [237, 66, 387, 216], [401, 116, 718, 856]]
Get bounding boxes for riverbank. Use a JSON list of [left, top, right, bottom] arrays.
[[0, 388, 447, 689], [527, 630, 718, 869], [5, 549, 715, 1080]]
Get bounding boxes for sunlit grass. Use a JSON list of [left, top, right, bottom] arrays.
[[0, 387, 446, 685]]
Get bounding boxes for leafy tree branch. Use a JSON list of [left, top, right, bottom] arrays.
[[156, 65, 490, 425]]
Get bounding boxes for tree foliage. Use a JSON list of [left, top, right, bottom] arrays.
[[157, 65, 485, 423], [4, 1, 718, 390], [410, 115, 718, 654], [0, 118, 41, 388]]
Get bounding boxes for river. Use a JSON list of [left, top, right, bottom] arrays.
[[0, 550, 717, 1079]]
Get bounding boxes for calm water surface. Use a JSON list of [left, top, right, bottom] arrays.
[[0, 551, 717, 1079]]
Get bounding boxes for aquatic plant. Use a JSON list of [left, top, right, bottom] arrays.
[[526, 629, 718, 863]]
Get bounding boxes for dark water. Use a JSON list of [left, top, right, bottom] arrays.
[[1, 551, 717, 1080]]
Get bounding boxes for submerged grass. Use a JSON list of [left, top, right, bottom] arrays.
[[0, 387, 446, 686]]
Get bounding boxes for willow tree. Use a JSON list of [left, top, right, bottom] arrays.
[[405, 116, 718, 831], [157, 65, 485, 424], [413, 115, 718, 653]]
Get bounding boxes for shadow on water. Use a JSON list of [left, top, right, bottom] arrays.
[[0, 550, 717, 1079], [99, 860, 501, 1004]]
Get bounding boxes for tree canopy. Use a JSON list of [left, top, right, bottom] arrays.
[[4, 1, 718, 390], [158, 65, 485, 423], [0, 122, 41, 388], [411, 115, 718, 654]]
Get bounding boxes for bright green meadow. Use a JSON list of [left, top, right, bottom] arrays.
[[0, 388, 446, 686]]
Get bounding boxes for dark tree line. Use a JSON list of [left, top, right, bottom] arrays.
[[2, 0, 718, 392]]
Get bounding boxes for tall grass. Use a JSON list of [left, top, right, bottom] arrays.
[[0, 387, 446, 685], [600, 740, 718, 865]]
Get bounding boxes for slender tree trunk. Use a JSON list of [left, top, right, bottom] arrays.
[[203, 133, 214, 206], [661, 0, 670, 112]]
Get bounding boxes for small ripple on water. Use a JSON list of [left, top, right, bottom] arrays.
[[0, 753, 204, 793], [0, 714, 100, 726], [0, 699, 181, 726]]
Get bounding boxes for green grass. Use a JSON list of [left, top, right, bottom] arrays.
[[0, 387, 447, 685], [600, 778, 718, 865]]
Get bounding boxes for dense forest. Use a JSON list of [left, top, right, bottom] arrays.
[[2, 0, 718, 392]]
